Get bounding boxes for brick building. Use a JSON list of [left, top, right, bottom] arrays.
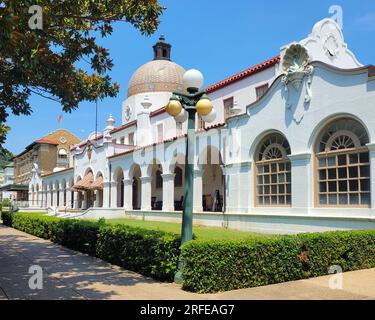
[[13, 129, 80, 187]]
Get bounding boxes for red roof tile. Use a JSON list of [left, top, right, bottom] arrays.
[[34, 139, 59, 145], [206, 56, 280, 93]]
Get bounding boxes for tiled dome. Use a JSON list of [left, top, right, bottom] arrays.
[[127, 60, 185, 97], [127, 36, 186, 97]]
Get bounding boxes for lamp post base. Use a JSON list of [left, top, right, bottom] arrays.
[[174, 257, 184, 284]]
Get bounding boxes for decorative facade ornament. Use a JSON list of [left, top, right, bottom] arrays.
[[87, 143, 93, 161], [281, 44, 314, 109], [323, 33, 340, 59], [59, 136, 67, 144], [124, 105, 132, 121]]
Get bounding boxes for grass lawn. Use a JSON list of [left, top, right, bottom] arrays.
[[105, 218, 273, 241], [13, 212, 273, 241]]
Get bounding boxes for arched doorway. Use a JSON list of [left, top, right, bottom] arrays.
[[150, 162, 163, 210], [200, 146, 224, 212], [93, 173, 104, 208], [114, 167, 124, 208], [130, 164, 141, 210]]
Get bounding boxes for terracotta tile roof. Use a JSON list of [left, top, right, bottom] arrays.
[[89, 175, 103, 190], [35, 139, 59, 145], [150, 107, 167, 117], [71, 134, 104, 151], [108, 123, 226, 160], [72, 171, 93, 191], [110, 120, 137, 134], [206, 56, 280, 93]]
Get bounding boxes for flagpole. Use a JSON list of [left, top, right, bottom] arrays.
[[95, 99, 98, 140]]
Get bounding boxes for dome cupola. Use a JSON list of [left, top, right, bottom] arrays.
[[127, 36, 186, 97]]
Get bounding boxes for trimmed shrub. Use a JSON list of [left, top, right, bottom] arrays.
[[12, 213, 59, 239], [50, 219, 101, 255], [96, 224, 180, 281], [1, 211, 14, 226], [5, 212, 180, 282], [181, 230, 375, 293], [298, 230, 375, 277], [181, 237, 304, 293]]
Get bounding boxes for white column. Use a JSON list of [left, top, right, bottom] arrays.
[[193, 169, 203, 212], [37, 191, 42, 207], [66, 190, 72, 209], [52, 190, 58, 207], [73, 192, 80, 209], [46, 190, 51, 207], [93, 190, 99, 207], [58, 186, 64, 207], [28, 192, 33, 207], [367, 143, 375, 210], [123, 179, 133, 210], [103, 182, 110, 208], [110, 181, 117, 208], [289, 153, 312, 211], [140, 176, 152, 211], [162, 173, 175, 211], [82, 192, 88, 210], [223, 162, 252, 213]]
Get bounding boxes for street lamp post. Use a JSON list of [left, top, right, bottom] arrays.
[[165, 69, 216, 283]]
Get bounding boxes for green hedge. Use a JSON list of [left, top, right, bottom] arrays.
[[181, 230, 375, 293], [4, 212, 375, 293], [1, 211, 13, 226], [3, 212, 180, 282], [96, 225, 180, 281]]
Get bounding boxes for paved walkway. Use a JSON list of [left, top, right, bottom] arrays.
[[1, 224, 375, 300]]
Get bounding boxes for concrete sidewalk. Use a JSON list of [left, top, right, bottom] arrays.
[[0, 224, 374, 300]]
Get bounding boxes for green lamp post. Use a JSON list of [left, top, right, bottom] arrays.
[[165, 69, 216, 283]]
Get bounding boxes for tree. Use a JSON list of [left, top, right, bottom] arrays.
[[0, 0, 165, 144], [0, 146, 13, 169]]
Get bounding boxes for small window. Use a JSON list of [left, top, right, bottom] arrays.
[[157, 124, 164, 143], [112, 138, 117, 144], [128, 133, 135, 145], [120, 137, 125, 144], [223, 97, 234, 121], [256, 84, 269, 100]]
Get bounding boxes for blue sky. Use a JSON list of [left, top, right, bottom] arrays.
[[4, 0, 375, 154]]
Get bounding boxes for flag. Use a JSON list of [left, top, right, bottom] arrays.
[[57, 114, 63, 124]]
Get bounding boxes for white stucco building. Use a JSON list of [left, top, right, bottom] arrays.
[[29, 19, 375, 234]]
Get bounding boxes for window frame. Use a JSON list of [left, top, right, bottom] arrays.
[[255, 83, 269, 100], [254, 134, 292, 208], [315, 146, 371, 208], [223, 97, 234, 122]]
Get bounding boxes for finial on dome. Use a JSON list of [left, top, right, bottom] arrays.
[[106, 114, 115, 127], [153, 35, 171, 61]]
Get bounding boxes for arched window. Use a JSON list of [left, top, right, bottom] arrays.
[[316, 118, 370, 207], [255, 133, 291, 207], [58, 148, 68, 159]]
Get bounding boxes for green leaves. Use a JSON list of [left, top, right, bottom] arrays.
[[0, 0, 165, 144], [181, 231, 375, 293], [5, 212, 180, 282]]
